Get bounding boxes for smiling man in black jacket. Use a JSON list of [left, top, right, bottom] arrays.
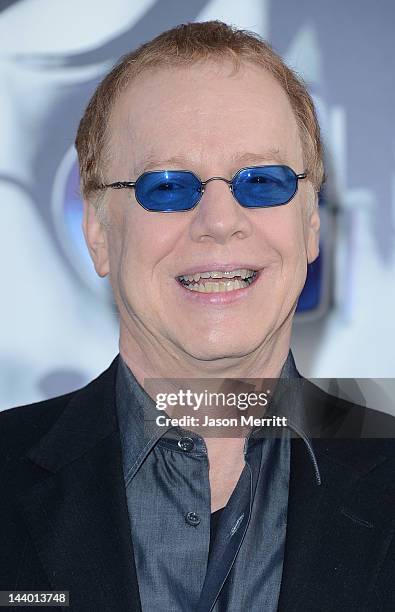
[[1, 21, 394, 612]]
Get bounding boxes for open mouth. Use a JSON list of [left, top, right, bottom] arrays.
[[176, 268, 259, 293]]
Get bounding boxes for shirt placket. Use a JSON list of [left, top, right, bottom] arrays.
[[196, 439, 263, 612]]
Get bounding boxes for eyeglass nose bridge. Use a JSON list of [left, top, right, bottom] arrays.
[[200, 175, 234, 197]]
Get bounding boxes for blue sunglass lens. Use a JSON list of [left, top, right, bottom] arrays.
[[232, 165, 298, 208], [135, 171, 201, 211], [134, 166, 299, 211]]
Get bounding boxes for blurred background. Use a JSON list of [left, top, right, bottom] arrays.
[[1, 0, 394, 411]]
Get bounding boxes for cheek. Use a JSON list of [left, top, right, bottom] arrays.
[[257, 208, 307, 265], [111, 211, 184, 292]]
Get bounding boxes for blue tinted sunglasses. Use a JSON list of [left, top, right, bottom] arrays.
[[101, 165, 307, 212]]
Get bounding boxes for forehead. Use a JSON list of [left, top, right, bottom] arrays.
[[109, 60, 303, 174]]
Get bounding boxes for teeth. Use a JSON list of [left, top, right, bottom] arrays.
[[184, 277, 253, 293], [179, 268, 255, 283]]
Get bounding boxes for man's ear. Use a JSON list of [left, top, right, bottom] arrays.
[[306, 198, 321, 264], [82, 199, 110, 277]]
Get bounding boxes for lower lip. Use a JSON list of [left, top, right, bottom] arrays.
[[175, 270, 263, 305]]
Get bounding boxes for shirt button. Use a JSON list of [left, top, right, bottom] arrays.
[[185, 512, 201, 526], [178, 437, 195, 452]]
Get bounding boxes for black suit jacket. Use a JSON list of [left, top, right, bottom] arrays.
[[1, 355, 394, 611]]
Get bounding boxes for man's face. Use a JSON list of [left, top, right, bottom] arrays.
[[85, 60, 320, 362]]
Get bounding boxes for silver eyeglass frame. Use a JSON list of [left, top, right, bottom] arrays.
[[99, 164, 308, 212]]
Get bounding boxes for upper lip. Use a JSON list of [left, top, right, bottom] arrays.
[[176, 263, 262, 277]]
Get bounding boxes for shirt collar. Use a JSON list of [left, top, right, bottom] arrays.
[[115, 350, 321, 486]]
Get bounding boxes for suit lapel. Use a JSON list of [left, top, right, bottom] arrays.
[[278, 438, 394, 611], [16, 357, 142, 612]]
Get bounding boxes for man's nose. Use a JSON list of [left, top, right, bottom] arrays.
[[188, 179, 253, 244]]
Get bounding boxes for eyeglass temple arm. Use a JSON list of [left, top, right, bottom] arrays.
[[101, 181, 136, 189]]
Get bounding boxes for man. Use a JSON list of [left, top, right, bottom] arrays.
[[1, 21, 394, 612]]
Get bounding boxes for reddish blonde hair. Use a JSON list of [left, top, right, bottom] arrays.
[[75, 20, 324, 202]]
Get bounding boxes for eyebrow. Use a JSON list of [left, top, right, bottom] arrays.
[[134, 148, 286, 175]]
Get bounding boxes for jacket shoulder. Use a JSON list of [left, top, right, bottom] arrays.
[[0, 355, 120, 466], [301, 377, 395, 438], [0, 392, 77, 463]]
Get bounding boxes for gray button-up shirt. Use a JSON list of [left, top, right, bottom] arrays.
[[115, 352, 321, 612]]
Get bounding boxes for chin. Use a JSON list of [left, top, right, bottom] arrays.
[[176, 333, 266, 363]]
